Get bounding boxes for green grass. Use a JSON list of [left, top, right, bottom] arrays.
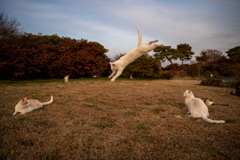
[[136, 122, 145, 129], [175, 113, 185, 117], [172, 133, 178, 138], [0, 77, 159, 86], [0, 79, 62, 86], [65, 110, 73, 115], [225, 119, 237, 124], [151, 108, 162, 114], [92, 116, 115, 129], [189, 117, 196, 121]]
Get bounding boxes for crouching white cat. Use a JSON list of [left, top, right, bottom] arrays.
[[109, 25, 163, 81], [63, 75, 70, 82], [183, 90, 225, 123], [13, 96, 53, 115]]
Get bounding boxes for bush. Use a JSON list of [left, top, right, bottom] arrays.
[[0, 34, 108, 80], [161, 70, 174, 79], [121, 54, 162, 79], [178, 70, 187, 78], [228, 63, 240, 81]]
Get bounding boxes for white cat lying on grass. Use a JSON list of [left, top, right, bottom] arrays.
[[109, 25, 163, 81], [183, 90, 225, 124], [13, 96, 53, 115]]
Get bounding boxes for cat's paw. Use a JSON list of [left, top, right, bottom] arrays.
[[111, 79, 115, 82]]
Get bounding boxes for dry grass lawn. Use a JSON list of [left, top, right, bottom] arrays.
[[0, 78, 240, 159]]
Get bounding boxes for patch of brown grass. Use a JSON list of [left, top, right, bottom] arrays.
[[0, 78, 240, 159]]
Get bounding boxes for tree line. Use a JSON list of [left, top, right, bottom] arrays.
[[0, 11, 239, 80]]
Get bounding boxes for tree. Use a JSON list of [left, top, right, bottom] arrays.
[[203, 49, 224, 61], [0, 35, 109, 79], [204, 56, 231, 77], [29, 34, 72, 45], [195, 51, 210, 63], [232, 48, 240, 63], [177, 43, 195, 65], [115, 53, 162, 78], [226, 46, 240, 58], [227, 47, 240, 81], [92, 41, 109, 60], [0, 11, 22, 39], [153, 46, 178, 68]]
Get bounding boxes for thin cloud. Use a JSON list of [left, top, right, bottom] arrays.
[[0, 0, 239, 65]]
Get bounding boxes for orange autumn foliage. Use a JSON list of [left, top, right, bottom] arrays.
[[0, 34, 108, 79]]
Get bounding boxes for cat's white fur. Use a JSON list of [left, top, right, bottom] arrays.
[[183, 90, 225, 123], [13, 96, 53, 115], [108, 25, 163, 81]]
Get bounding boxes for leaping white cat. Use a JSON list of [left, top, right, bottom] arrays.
[[183, 89, 225, 124], [109, 25, 163, 81], [13, 96, 53, 115]]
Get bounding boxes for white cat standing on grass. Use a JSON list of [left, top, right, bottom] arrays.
[[183, 90, 225, 124], [109, 25, 163, 81], [13, 96, 53, 115]]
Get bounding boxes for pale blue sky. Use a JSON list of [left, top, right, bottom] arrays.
[[1, 0, 240, 66]]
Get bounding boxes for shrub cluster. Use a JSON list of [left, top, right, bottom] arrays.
[[116, 54, 162, 79], [162, 56, 233, 78], [0, 34, 108, 79]]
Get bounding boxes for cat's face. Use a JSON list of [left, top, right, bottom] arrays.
[[109, 62, 117, 71], [20, 97, 30, 106], [183, 89, 192, 97]]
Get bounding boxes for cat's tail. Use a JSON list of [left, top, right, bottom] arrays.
[[136, 25, 142, 47], [201, 116, 225, 124], [42, 96, 53, 105], [13, 111, 17, 115]]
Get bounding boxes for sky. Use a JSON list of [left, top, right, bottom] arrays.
[[1, 0, 240, 66]]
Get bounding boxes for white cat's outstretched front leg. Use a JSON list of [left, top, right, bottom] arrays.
[[111, 69, 124, 81], [109, 70, 117, 79]]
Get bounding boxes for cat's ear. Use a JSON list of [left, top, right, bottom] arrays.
[[109, 62, 115, 67], [188, 90, 191, 93]]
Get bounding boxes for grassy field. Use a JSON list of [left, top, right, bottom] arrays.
[[0, 78, 240, 159]]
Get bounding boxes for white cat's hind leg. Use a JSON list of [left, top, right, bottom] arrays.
[[147, 40, 158, 45], [190, 111, 201, 118], [20, 107, 33, 114], [154, 44, 163, 47], [144, 44, 163, 52]]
